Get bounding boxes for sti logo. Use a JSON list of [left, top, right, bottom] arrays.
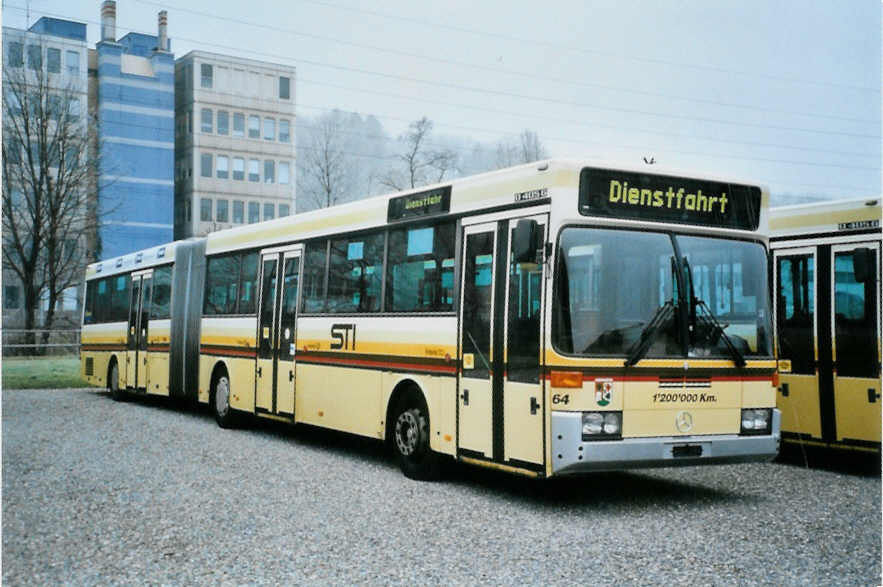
[[595, 380, 613, 407]]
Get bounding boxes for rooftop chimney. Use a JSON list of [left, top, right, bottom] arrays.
[[157, 11, 168, 51], [101, 0, 116, 42]]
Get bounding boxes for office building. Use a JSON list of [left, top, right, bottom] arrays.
[[93, 1, 174, 258], [174, 50, 295, 238]]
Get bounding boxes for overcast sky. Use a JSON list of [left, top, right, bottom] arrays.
[[5, 0, 881, 200]]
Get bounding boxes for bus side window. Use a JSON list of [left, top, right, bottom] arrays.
[[151, 265, 173, 319], [834, 251, 878, 378], [776, 255, 814, 374], [84, 280, 96, 324], [239, 252, 259, 315], [386, 221, 455, 312], [302, 241, 328, 313]]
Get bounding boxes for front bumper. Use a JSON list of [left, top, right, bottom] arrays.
[[550, 409, 781, 475]]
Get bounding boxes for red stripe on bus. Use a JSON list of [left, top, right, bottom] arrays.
[[299, 353, 457, 374], [541, 373, 772, 383], [200, 346, 258, 358]]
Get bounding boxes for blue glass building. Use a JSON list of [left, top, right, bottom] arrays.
[[95, 2, 174, 259]]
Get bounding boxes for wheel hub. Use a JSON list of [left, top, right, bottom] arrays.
[[215, 377, 229, 417], [395, 411, 419, 456]]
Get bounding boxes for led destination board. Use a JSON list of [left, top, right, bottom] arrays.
[[579, 167, 761, 231], [387, 186, 451, 222]]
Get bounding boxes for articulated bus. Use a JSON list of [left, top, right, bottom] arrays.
[[770, 197, 881, 455], [81, 159, 780, 479]]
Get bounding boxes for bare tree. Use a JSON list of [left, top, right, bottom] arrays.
[[495, 129, 548, 169], [297, 111, 354, 212], [380, 117, 458, 191], [2, 62, 101, 352]]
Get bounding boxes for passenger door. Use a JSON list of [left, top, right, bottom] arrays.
[[255, 247, 302, 417], [831, 242, 881, 445], [457, 213, 547, 471], [457, 222, 497, 458], [502, 215, 547, 469], [775, 249, 821, 440], [125, 271, 152, 391]]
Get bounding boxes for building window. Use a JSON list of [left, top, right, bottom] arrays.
[[233, 200, 244, 224], [248, 115, 260, 138], [263, 118, 275, 140], [279, 161, 290, 184], [248, 159, 260, 182], [201, 108, 213, 133], [280, 76, 290, 99], [233, 113, 244, 137], [216, 155, 229, 179], [201, 63, 213, 88], [279, 204, 290, 217], [217, 199, 229, 223], [27, 45, 41, 70], [48, 95, 62, 119], [248, 201, 260, 223], [200, 198, 212, 221], [4, 285, 21, 309], [6, 145, 21, 165], [187, 110, 193, 133], [200, 153, 212, 177], [66, 50, 79, 74], [7, 42, 23, 68], [264, 203, 275, 220], [47, 48, 61, 73], [279, 119, 290, 143], [233, 157, 245, 180], [264, 160, 275, 184], [217, 110, 229, 135], [69, 99, 81, 120]]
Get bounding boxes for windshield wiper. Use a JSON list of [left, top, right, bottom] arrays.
[[682, 258, 746, 368], [624, 300, 675, 367], [693, 299, 746, 368]]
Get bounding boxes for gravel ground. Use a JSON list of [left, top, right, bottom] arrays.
[[3, 389, 880, 585]]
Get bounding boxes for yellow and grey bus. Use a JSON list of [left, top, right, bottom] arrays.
[[770, 197, 881, 454], [82, 159, 780, 479]]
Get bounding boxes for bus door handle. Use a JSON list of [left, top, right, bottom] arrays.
[[256, 366, 262, 377], [289, 370, 294, 382], [780, 383, 789, 397], [460, 389, 469, 406], [868, 389, 880, 403], [530, 397, 539, 415]]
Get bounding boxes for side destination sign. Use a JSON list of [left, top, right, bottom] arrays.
[[387, 186, 451, 222], [578, 167, 762, 231]]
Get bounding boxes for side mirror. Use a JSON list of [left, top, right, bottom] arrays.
[[852, 248, 875, 283], [512, 219, 541, 263]]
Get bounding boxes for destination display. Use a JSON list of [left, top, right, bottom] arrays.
[[579, 167, 761, 231], [387, 186, 451, 222]]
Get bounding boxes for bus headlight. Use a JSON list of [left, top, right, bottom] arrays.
[[740, 408, 772, 435], [582, 411, 622, 441]]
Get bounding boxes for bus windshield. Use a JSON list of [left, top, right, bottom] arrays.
[[553, 227, 772, 360]]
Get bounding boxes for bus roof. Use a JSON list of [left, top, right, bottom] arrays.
[[769, 196, 881, 238], [204, 157, 768, 256], [85, 239, 184, 280], [83, 158, 769, 270]]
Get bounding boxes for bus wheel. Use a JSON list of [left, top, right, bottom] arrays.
[[392, 399, 440, 481], [108, 361, 125, 402], [212, 371, 236, 429]]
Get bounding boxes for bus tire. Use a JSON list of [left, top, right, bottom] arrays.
[[392, 396, 440, 481], [108, 360, 125, 402], [211, 370, 236, 429]]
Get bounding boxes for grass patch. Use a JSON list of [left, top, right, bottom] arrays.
[[1, 357, 94, 390]]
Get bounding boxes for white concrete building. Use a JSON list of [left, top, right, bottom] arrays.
[[2, 17, 90, 330], [174, 50, 296, 238]]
